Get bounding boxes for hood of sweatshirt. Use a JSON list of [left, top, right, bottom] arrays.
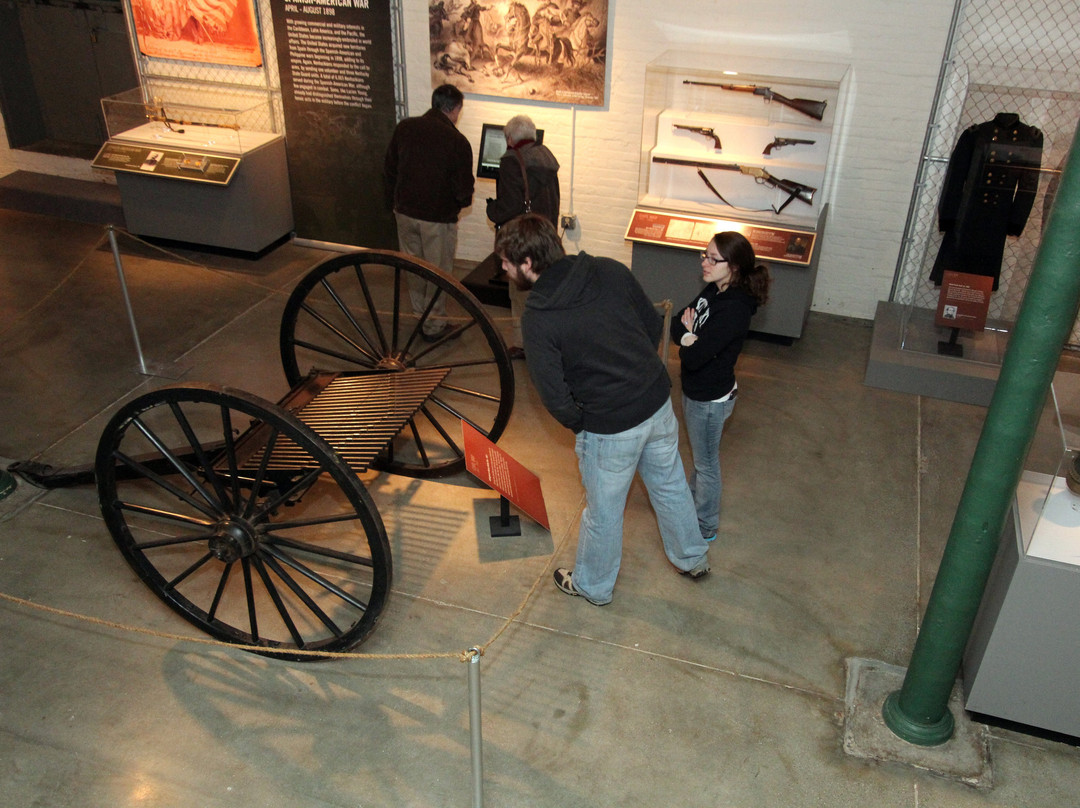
[[525, 252, 604, 312]]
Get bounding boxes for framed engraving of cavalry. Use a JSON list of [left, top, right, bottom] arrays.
[[429, 0, 609, 107]]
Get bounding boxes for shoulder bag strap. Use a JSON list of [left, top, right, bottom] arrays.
[[512, 148, 532, 213]]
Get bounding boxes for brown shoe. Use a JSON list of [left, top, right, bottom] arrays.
[[508, 346, 526, 360]]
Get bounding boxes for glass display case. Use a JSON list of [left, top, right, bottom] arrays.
[[963, 364, 1080, 737], [93, 87, 292, 252], [627, 52, 849, 341], [637, 51, 848, 229], [100, 87, 277, 155], [1016, 369, 1080, 562]]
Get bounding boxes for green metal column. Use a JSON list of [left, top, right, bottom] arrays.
[[882, 121, 1080, 746]]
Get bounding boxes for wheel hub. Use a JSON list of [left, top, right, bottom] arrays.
[[375, 355, 408, 371], [209, 519, 258, 563]]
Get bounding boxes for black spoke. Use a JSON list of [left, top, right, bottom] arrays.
[[242, 428, 279, 520], [118, 501, 213, 529], [132, 529, 217, 550], [251, 554, 306, 648], [165, 551, 215, 590], [279, 249, 514, 477], [112, 450, 222, 522], [260, 551, 348, 636], [130, 416, 222, 514], [320, 277, 383, 359], [264, 532, 375, 566], [96, 384, 391, 660], [207, 562, 233, 622], [168, 400, 233, 512], [263, 544, 370, 611], [297, 303, 380, 366]]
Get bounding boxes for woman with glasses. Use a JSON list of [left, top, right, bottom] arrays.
[[670, 231, 770, 543]]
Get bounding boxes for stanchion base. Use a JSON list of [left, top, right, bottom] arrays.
[[937, 340, 964, 357], [0, 469, 17, 501], [134, 361, 189, 380], [881, 690, 956, 746], [489, 515, 521, 537]]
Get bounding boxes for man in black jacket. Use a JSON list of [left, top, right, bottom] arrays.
[[495, 214, 710, 605], [384, 84, 474, 341]]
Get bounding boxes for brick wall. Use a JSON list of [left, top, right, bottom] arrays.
[[1, 0, 958, 320], [402, 0, 957, 320]]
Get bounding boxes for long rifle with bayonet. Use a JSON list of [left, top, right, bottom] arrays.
[[652, 155, 816, 213], [683, 80, 827, 122]]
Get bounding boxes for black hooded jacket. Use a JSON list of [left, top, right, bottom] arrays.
[[522, 252, 670, 434]]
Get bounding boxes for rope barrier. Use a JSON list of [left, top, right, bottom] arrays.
[[0, 225, 520, 343], [0, 495, 578, 663]]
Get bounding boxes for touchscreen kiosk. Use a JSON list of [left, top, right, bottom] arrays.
[[477, 123, 545, 180]]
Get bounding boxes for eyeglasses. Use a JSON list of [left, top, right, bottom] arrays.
[[700, 252, 727, 266]]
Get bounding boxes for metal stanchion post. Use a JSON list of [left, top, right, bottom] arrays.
[[107, 226, 148, 375], [467, 647, 484, 808]]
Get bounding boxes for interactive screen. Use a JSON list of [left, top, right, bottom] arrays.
[[477, 123, 544, 181]]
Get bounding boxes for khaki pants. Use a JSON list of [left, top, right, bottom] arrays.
[[394, 213, 458, 335]]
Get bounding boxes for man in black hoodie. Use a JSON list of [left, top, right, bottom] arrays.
[[495, 214, 710, 605]]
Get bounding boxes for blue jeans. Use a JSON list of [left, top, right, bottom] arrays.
[[682, 392, 736, 540], [571, 398, 710, 604]]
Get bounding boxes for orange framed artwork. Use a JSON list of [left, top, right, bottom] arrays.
[[129, 0, 263, 67]]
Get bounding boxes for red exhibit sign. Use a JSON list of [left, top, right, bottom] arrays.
[[624, 208, 816, 266], [935, 271, 994, 331], [462, 421, 549, 531]]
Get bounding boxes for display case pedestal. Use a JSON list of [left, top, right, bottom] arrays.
[[629, 206, 826, 341], [963, 471, 1080, 738], [113, 137, 293, 253]]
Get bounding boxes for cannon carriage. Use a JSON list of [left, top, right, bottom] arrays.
[[25, 250, 515, 661]]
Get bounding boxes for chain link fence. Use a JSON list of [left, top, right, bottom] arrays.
[[892, 0, 1080, 350]]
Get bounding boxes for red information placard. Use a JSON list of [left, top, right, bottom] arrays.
[[462, 422, 549, 531], [935, 271, 994, 332], [625, 208, 816, 266]]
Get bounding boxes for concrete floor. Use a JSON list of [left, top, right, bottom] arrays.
[[1, 206, 1079, 807]]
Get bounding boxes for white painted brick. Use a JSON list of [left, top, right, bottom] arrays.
[[2, 0, 959, 320]]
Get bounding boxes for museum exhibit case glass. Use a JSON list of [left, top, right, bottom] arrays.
[[626, 51, 849, 340], [94, 87, 293, 252], [897, 74, 1080, 367], [963, 365, 1080, 737]]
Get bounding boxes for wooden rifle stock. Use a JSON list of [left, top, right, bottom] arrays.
[[683, 80, 827, 122]]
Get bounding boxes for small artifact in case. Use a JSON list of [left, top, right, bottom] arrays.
[[179, 154, 210, 173]]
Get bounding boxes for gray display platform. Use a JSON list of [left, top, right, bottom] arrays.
[[963, 472, 1080, 738], [114, 136, 293, 253], [863, 300, 1004, 406]]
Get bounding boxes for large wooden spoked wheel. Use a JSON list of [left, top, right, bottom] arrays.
[[279, 250, 514, 477], [95, 384, 391, 661]]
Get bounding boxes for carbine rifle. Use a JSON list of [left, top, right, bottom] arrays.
[[652, 155, 816, 213], [683, 80, 827, 122]]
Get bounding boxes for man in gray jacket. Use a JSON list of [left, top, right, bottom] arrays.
[[486, 114, 560, 358], [495, 214, 710, 606]]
